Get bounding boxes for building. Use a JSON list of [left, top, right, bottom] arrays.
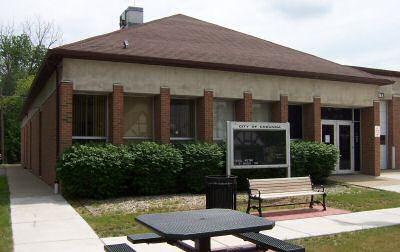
[[20, 7, 400, 186]]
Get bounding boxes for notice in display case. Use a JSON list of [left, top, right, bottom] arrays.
[[226, 122, 291, 176]]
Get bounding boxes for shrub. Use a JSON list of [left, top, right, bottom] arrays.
[[128, 142, 183, 195], [56, 144, 130, 199], [178, 143, 225, 193], [291, 141, 339, 183]]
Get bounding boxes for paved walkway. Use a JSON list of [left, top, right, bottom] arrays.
[[330, 170, 400, 193], [6, 166, 104, 252], [103, 206, 400, 251]]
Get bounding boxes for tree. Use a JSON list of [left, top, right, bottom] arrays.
[[0, 17, 62, 163]]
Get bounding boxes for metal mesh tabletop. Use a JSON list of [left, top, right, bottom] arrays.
[[135, 208, 275, 240]]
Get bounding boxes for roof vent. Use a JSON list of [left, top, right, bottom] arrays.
[[123, 40, 129, 49], [120, 7, 143, 28]]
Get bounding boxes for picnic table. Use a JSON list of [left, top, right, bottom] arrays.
[[134, 208, 275, 252]]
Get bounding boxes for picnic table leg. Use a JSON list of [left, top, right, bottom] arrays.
[[195, 237, 211, 252]]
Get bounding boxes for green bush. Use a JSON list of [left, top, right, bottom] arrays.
[[128, 142, 183, 195], [56, 144, 130, 199], [291, 141, 339, 183], [178, 143, 224, 193]]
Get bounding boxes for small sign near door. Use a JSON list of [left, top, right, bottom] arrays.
[[324, 135, 330, 143], [375, 126, 381, 138]]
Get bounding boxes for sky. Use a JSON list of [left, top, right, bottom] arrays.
[[1, 0, 400, 70]]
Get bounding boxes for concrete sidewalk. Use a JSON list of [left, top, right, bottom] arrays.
[[103, 207, 400, 251], [330, 170, 400, 193], [6, 166, 104, 252]]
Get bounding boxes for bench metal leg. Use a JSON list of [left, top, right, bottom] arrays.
[[258, 199, 262, 217], [195, 237, 211, 252], [309, 195, 314, 208], [322, 193, 327, 210]]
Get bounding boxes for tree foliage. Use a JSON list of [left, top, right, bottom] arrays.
[[0, 17, 62, 163]]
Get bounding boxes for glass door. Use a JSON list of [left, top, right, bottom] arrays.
[[322, 120, 354, 174]]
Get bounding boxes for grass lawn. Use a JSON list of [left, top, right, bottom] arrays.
[[70, 182, 400, 237], [293, 225, 400, 252], [0, 175, 12, 252]]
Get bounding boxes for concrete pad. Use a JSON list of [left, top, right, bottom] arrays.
[[375, 185, 400, 193], [212, 235, 254, 247], [0, 168, 5, 176], [13, 218, 99, 244], [261, 224, 311, 240], [277, 216, 363, 237], [324, 210, 400, 229], [14, 238, 103, 252]]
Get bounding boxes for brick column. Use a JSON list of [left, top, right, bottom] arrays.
[[303, 97, 321, 142], [235, 92, 252, 122], [59, 81, 73, 155], [110, 84, 124, 145], [388, 95, 400, 169], [154, 87, 170, 144], [197, 89, 213, 143], [271, 95, 288, 122], [361, 101, 380, 176]]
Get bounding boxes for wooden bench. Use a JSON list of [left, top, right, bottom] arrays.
[[235, 232, 305, 252], [247, 176, 326, 217]]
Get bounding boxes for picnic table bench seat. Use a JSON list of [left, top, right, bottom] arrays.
[[247, 176, 327, 216], [127, 233, 166, 244], [104, 243, 136, 252], [236, 232, 305, 252]]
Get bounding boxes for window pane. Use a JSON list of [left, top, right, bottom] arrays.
[[288, 105, 303, 139], [253, 102, 271, 122], [124, 97, 153, 138], [321, 107, 352, 121], [213, 100, 234, 140], [73, 94, 107, 137], [170, 99, 195, 138]]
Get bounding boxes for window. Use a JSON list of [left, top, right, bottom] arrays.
[[213, 100, 234, 140], [252, 102, 271, 122], [321, 107, 353, 121], [170, 99, 195, 139], [73, 94, 108, 142], [124, 96, 153, 141], [288, 105, 303, 139]]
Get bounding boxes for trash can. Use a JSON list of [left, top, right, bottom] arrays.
[[205, 175, 237, 210]]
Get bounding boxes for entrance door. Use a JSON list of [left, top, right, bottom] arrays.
[[322, 120, 354, 174]]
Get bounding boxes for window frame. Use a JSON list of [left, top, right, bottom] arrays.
[[170, 97, 197, 141], [213, 99, 235, 142], [72, 92, 109, 142], [123, 94, 155, 141]]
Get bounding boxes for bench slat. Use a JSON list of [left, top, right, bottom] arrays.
[[235, 232, 305, 252]]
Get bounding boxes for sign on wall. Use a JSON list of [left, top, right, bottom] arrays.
[[226, 121, 291, 177]]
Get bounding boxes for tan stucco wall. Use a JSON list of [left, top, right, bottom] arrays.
[[62, 58, 381, 107], [378, 75, 400, 99], [21, 72, 56, 127]]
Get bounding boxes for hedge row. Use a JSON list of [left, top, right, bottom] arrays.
[[57, 141, 339, 199]]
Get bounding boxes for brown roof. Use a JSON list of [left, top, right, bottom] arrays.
[[351, 66, 400, 78], [53, 14, 392, 85], [23, 14, 394, 117]]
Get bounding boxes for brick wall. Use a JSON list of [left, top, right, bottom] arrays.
[[40, 92, 57, 185], [235, 92, 252, 122], [30, 111, 41, 176], [303, 97, 321, 142], [271, 95, 288, 122], [59, 81, 73, 154], [110, 84, 124, 144], [197, 89, 213, 142], [388, 96, 400, 169], [361, 101, 380, 176], [20, 125, 25, 168], [27, 121, 31, 170], [154, 87, 170, 144]]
